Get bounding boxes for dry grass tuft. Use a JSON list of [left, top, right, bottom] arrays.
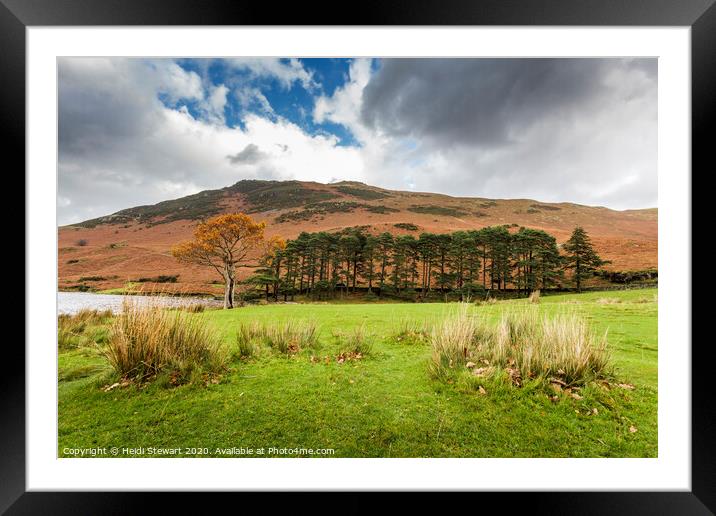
[[429, 303, 611, 386], [103, 300, 226, 382]]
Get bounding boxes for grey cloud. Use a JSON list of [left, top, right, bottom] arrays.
[[361, 58, 654, 150], [359, 58, 657, 209], [227, 144, 267, 165]]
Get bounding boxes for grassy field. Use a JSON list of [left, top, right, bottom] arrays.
[[58, 288, 657, 458]]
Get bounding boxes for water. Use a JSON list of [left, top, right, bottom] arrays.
[[57, 291, 221, 315]]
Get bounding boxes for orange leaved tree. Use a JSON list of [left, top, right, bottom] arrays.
[[172, 213, 266, 309]]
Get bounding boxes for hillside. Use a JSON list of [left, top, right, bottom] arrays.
[[58, 180, 658, 294]]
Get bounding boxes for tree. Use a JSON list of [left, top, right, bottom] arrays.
[[562, 226, 608, 292], [172, 213, 266, 308], [248, 236, 286, 301]]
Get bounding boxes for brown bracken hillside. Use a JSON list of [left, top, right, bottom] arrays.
[[58, 180, 657, 295]]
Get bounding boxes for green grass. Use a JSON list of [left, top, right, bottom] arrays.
[[58, 288, 657, 458]]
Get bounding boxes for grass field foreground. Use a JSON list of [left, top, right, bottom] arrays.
[[58, 288, 657, 458]]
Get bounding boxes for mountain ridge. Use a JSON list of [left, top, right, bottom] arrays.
[[58, 179, 657, 294]]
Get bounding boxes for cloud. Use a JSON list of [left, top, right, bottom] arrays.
[[354, 58, 657, 208], [313, 58, 372, 138], [226, 58, 316, 90], [235, 87, 275, 116], [226, 143, 267, 165]]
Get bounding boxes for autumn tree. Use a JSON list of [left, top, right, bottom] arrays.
[[172, 213, 266, 308], [562, 226, 608, 292]]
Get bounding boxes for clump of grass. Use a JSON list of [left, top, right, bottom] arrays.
[[597, 297, 622, 305], [234, 320, 320, 356], [103, 300, 226, 383], [58, 309, 113, 349], [528, 290, 541, 304], [632, 296, 653, 304], [264, 320, 319, 354], [428, 304, 493, 379], [339, 324, 373, 355], [393, 317, 430, 345], [235, 322, 264, 359], [428, 304, 611, 387]]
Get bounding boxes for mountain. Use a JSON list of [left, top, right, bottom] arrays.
[[58, 180, 657, 294]]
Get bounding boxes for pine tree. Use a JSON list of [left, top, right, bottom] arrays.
[[562, 226, 608, 292]]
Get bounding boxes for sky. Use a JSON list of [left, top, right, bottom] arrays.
[[58, 57, 657, 225]]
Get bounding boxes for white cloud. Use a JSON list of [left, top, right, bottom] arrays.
[[235, 87, 275, 116], [227, 58, 316, 90], [313, 58, 373, 141]]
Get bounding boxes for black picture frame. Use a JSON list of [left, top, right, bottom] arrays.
[[4, 0, 711, 513]]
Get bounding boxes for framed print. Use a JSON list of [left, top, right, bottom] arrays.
[[5, 0, 712, 512]]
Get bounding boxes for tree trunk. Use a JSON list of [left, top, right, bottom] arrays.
[[223, 270, 234, 309]]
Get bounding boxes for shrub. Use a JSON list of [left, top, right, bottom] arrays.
[[393, 222, 419, 231], [428, 304, 611, 386], [76, 239, 88, 246], [103, 300, 226, 382], [137, 274, 179, 283]]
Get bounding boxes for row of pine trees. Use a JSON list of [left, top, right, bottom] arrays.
[[249, 226, 606, 301]]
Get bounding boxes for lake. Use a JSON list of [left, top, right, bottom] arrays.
[[57, 291, 221, 315]]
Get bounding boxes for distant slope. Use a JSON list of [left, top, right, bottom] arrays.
[[59, 180, 657, 294]]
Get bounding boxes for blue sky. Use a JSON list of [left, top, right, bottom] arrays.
[[58, 57, 657, 225], [172, 58, 360, 146]]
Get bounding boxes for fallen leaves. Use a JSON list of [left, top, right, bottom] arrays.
[[506, 367, 522, 387], [472, 366, 494, 377], [549, 377, 568, 387], [618, 383, 636, 390], [336, 351, 363, 364], [102, 379, 131, 392], [629, 425, 638, 433], [202, 372, 221, 386]]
